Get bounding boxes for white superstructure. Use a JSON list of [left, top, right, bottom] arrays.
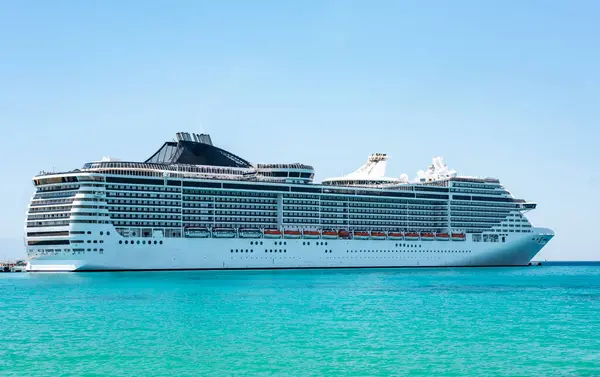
[[25, 132, 554, 272]]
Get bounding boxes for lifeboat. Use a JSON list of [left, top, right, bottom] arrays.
[[184, 227, 210, 238], [302, 230, 321, 239], [213, 228, 236, 238], [239, 228, 262, 238], [283, 229, 302, 239], [404, 232, 420, 241], [451, 233, 466, 241], [263, 229, 282, 238], [322, 230, 338, 239], [353, 231, 370, 240], [338, 230, 350, 239], [436, 233, 450, 241], [420, 232, 435, 241], [370, 231, 387, 240], [388, 231, 404, 240]]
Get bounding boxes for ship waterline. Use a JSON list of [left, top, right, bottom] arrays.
[[25, 132, 554, 272]]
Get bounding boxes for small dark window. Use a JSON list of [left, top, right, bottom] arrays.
[[107, 231, 110, 236], [119, 240, 123, 244], [125, 240, 128, 244], [100, 231, 104, 236]]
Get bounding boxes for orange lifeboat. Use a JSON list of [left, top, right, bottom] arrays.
[[436, 233, 450, 241], [283, 229, 301, 239], [338, 230, 350, 238], [370, 231, 387, 240], [322, 230, 338, 239], [420, 232, 435, 241], [388, 231, 404, 240], [353, 231, 370, 240], [302, 230, 321, 239], [451, 233, 466, 241], [404, 232, 419, 240], [263, 229, 282, 238]]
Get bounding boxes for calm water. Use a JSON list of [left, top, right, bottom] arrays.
[[1, 265, 599, 376]]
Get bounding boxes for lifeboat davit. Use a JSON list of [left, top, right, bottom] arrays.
[[370, 231, 387, 240], [322, 230, 338, 239], [404, 232, 420, 241], [302, 230, 321, 239], [436, 233, 450, 241], [353, 231, 370, 240], [388, 231, 404, 240], [263, 229, 282, 238], [420, 232, 435, 241], [184, 227, 210, 238], [283, 229, 302, 239], [338, 230, 350, 239], [239, 228, 262, 238], [213, 228, 236, 238], [451, 233, 466, 241]]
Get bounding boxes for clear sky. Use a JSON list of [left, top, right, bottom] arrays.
[[1, 0, 598, 260]]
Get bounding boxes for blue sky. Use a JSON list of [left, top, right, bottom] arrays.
[[0, 0, 598, 260]]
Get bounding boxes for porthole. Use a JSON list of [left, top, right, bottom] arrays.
[[125, 240, 128, 244], [100, 231, 104, 236], [137, 240, 140, 244], [250, 241, 253, 245], [142, 241, 146, 244], [87, 231, 91, 234], [159, 241, 163, 245], [119, 240, 123, 244], [107, 231, 110, 236]]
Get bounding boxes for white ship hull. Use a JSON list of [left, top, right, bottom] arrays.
[[26, 226, 554, 272]]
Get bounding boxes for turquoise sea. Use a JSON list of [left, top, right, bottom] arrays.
[[1, 265, 599, 376]]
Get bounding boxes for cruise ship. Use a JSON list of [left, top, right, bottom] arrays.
[[25, 132, 554, 272]]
